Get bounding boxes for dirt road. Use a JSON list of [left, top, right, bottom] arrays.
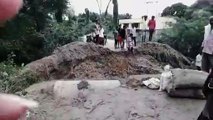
[[26, 82, 205, 120]]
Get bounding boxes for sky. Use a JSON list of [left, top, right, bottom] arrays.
[[69, 0, 197, 18]]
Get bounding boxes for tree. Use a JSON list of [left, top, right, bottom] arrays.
[[85, 8, 90, 23], [192, 0, 213, 8], [104, 0, 112, 16], [113, 0, 118, 27], [0, 0, 71, 64], [161, 3, 188, 18], [158, 9, 211, 58], [119, 13, 132, 19], [54, 0, 68, 23]]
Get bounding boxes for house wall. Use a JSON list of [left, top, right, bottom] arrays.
[[119, 17, 176, 30]]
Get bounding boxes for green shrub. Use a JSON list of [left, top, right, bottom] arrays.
[[43, 22, 81, 54], [0, 59, 41, 93], [158, 9, 212, 58]]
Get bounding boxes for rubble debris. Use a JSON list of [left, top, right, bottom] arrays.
[[143, 78, 160, 89], [77, 80, 89, 90]]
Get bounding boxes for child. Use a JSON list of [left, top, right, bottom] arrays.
[[196, 53, 202, 70], [127, 33, 134, 54]]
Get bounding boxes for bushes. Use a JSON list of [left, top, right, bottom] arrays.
[[0, 59, 41, 93], [0, 21, 82, 64], [158, 9, 212, 58], [0, 33, 45, 64], [43, 22, 81, 55]]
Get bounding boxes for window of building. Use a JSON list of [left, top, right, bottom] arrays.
[[132, 23, 139, 28], [123, 23, 129, 28]]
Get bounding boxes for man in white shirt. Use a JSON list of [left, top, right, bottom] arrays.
[[98, 25, 105, 45], [201, 16, 213, 73], [141, 16, 148, 42], [131, 27, 137, 46], [95, 23, 100, 44], [99, 26, 104, 38]]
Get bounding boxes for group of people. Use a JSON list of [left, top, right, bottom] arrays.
[[113, 16, 156, 53], [113, 25, 135, 53], [86, 21, 106, 46]]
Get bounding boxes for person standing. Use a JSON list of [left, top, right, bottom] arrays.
[[148, 16, 156, 41], [117, 25, 122, 48], [95, 27, 100, 44], [113, 30, 118, 49], [197, 16, 213, 120], [141, 16, 148, 42], [99, 25, 105, 45], [120, 26, 126, 49], [127, 33, 134, 54], [131, 26, 137, 46], [201, 16, 213, 73]]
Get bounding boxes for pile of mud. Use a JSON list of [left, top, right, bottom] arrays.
[[135, 42, 191, 68], [24, 42, 191, 80]]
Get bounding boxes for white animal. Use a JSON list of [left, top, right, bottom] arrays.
[[159, 65, 173, 91]]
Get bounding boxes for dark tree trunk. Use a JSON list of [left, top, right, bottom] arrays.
[[113, 0, 118, 28], [55, 9, 63, 23]]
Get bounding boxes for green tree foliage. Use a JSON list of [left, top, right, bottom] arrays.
[[161, 3, 188, 18], [54, 0, 69, 23], [0, 0, 120, 64], [85, 8, 90, 24], [192, 0, 213, 9], [119, 13, 132, 19], [0, 0, 71, 64], [159, 9, 212, 58], [43, 21, 80, 54]]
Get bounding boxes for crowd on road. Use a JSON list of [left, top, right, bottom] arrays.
[[114, 16, 156, 53]]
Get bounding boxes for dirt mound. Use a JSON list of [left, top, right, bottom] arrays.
[[135, 42, 191, 68], [25, 42, 112, 79], [24, 42, 191, 80]]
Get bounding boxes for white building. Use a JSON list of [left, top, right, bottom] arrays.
[[119, 17, 176, 30]]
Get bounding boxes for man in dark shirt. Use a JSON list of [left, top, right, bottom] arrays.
[[119, 26, 126, 49]]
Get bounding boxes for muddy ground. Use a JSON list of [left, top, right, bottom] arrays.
[[25, 81, 205, 120], [22, 42, 200, 120]]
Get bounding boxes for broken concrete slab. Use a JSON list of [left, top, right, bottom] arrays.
[[53, 80, 121, 100]]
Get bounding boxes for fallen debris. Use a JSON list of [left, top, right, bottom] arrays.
[[143, 78, 160, 89]]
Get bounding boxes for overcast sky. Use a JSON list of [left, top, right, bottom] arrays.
[[69, 0, 197, 18]]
